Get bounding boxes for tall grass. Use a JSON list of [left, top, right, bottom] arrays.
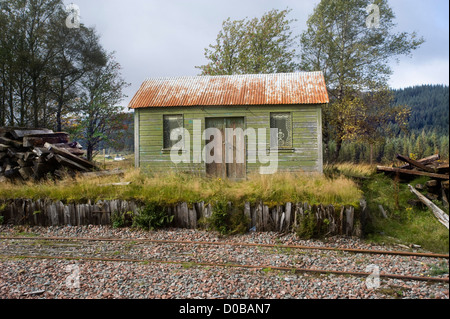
[[0, 169, 362, 207]]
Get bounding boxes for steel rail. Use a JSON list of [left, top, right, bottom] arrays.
[[1, 236, 448, 259], [0, 254, 448, 284]]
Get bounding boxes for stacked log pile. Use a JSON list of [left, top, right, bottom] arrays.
[[0, 127, 98, 182]]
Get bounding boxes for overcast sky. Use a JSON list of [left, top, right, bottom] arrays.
[[62, 0, 449, 108]]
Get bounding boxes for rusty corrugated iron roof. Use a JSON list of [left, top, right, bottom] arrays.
[[128, 72, 329, 109]]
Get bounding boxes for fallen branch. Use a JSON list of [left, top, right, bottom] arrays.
[[408, 184, 449, 229]]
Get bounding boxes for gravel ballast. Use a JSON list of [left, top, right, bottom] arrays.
[[0, 225, 448, 299]]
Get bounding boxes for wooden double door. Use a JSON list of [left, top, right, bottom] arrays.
[[205, 117, 246, 179]]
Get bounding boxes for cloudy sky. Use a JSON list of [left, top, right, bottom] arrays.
[[62, 0, 449, 108]]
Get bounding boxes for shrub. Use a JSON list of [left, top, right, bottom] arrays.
[[132, 203, 173, 231], [208, 200, 249, 236], [295, 211, 316, 239], [111, 211, 134, 229]]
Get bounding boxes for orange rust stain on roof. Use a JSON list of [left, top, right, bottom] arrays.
[[128, 72, 329, 109]]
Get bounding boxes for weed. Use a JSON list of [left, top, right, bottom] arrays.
[[111, 211, 134, 229], [363, 174, 449, 254], [428, 261, 449, 276], [207, 200, 250, 236], [132, 203, 174, 231]]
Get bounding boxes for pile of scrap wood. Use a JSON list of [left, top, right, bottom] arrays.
[[377, 154, 449, 180], [377, 154, 449, 228], [0, 127, 99, 182]]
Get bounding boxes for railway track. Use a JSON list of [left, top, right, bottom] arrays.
[[1, 235, 449, 259], [1, 235, 448, 284]]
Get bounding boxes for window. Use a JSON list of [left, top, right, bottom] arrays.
[[270, 113, 292, 149], [163, 115, 184, 149]]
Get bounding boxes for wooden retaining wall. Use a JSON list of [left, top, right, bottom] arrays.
[[0, 199, 362, 237]]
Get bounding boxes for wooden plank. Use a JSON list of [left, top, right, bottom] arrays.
[[396, 154, 436, 172], [0, 136, 23, 148], [54, 154, 90, 172], [377, 166, 449, 180], [32, 147, 51, 157], [44, 143, 97, 170], [19, 167, 34, 180], [10, 129, 53, 139], [408, 184, 449, 229], [0, 144, 10, 152], [23, 133, 69, 147]]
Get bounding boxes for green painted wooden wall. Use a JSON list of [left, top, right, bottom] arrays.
[[134, 105, 324, 175]]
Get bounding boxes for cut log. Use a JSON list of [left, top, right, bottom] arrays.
[[0, 144, 10, 152], [396, 154, 436, 173], [443, 180, 449, 190], [23, 133, 70, 147], [0, 136, 23, 148], [19, 167, 34, 180], [408, 184, 449, 229], [54, 154, 90, 172], [32, 147, 50, 157], [10, 128, 53, 139], [51, 143, 86, 156], [399, 154, 440, 169], [44, 143, 97, 170], [425, 180, 439, 188], [377, 166, 449, 180]]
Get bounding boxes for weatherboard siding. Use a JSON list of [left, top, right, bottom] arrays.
[[135, 105, 323, 174]]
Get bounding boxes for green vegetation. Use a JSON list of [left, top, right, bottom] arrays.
[[111, 211, 134, 229], [205, 200, 249, 236], [0, 169, 362, 207], [111, 204, 173, 231], [325, 163, 449, 254], [132, 203, 173, 231], [428, 261, 449, 276], [332, 85, 449, 163]]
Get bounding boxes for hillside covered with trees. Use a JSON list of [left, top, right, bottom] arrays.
[[334, 85, 449, 163]]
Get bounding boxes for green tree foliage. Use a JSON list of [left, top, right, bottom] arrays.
[[300, 0, 424, 162], [334, 85, 449, 163], [74, 53, 129, 161], [196, 8, 299, 75], [0, 0, 126, 139], [0, 0, 128, 158]]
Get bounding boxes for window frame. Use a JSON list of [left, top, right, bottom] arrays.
[[162, 114, 185, 150], [270, 112, 293, 150]]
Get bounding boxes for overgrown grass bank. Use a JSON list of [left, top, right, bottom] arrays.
[[326, 162, 449, 254], [363, 174, 449, 254], [0, 169, 362, 207]]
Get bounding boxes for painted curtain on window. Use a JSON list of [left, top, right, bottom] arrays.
[[270, 113, 292, 148]]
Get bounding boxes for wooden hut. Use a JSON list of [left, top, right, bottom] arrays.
[[128, 72, 329, 178]]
